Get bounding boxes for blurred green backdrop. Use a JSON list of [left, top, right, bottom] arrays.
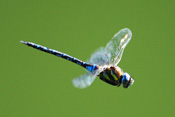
[[1, 0, 175, 117]]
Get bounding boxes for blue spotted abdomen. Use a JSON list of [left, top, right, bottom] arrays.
[[21, 41, 98, 73]]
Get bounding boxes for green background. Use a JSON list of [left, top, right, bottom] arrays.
[[1, 0, 175, 117]]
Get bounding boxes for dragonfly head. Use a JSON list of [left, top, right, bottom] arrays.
[[121, 73, 134, 88]]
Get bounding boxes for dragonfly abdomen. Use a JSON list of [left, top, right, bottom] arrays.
[[21, 41, 98, 73]]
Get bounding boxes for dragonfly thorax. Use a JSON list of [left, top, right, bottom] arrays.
[[98, 66, 123, 87], [99, 66, 134, 88]]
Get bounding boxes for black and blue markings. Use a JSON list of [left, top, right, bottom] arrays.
[[20, 41, 98, 73]]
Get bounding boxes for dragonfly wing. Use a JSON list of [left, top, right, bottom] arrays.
[[72, 72, 97, 89], [105, 28, 132, 65], [87, 47, 110, 66]]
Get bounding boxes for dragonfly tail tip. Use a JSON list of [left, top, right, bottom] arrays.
[[20, 41, 27, 44]]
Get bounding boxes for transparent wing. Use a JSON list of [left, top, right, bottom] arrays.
[[87, 47, 110, 66], [87, 28, 132, 66], [72, 72, 97, 89], [105, 28, 132, 65]]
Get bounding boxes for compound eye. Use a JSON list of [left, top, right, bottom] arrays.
[[122, 73, 131, 88], [122, 73, 130, 82]]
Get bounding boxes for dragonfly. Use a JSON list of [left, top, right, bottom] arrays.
[[21, 28, 134, 89]]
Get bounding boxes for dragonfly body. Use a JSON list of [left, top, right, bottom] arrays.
[[21, 28, 134, 89]]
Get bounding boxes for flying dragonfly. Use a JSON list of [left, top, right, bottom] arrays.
[[21, 28, 134, 89]]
